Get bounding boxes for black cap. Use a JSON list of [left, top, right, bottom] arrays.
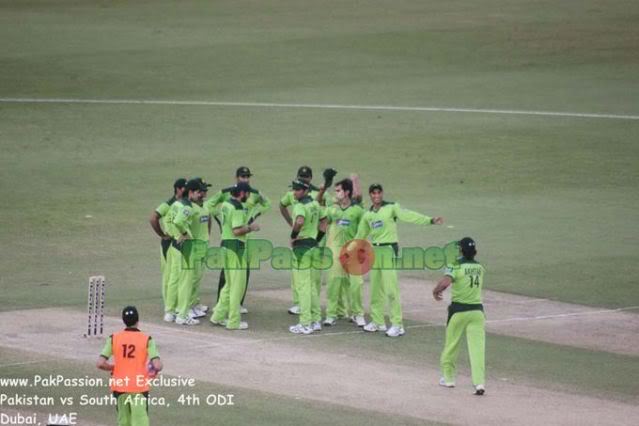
[[369, 183, 383, 193], [458, 237, 477, 253], [173, 178, 187, 190], [236, 166, 253, 177], [297, 166, 313, 179], [186, 179, 204, 192], [230, 182, 252, 195], [122, 306, 139, 327], [193, 177, 212, 191], [291, 180, 310, 190]]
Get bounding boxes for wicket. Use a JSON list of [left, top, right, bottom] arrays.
[[85, 275, 106, 337]]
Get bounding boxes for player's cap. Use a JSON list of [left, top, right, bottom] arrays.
[[173, 178, 187, 189], [186, 179, 205, 192], [236, 166, 253, 177], [297, 166, 313, 179], [291, 180, 310, 190], [193, 177, 212, 191], [458, 237, 476, 252], [122, 306, 139, 327], [369, 183, 383, 193], [231, 182, 252, 194]]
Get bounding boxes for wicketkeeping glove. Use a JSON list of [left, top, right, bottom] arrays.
[[323, 168, 338, 188]]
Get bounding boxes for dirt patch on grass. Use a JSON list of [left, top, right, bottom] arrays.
[[1, 308, 638, 425], [257, 278, 639, 356]]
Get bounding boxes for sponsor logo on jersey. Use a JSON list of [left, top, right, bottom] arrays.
[[336, 219, 351, 226], [371, 220, 384, 229], [200, 216, 209, 223]]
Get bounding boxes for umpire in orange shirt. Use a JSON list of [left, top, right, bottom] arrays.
[[96, 306, 163, 426]]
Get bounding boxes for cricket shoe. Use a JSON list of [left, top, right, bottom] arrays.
[[323, 317, 337, 326], [474, 385, 485, 396], [351, 315, 366, 327], [190, 307, 206, 319], [175, 316, 200, 326], [385, 326, 405, 337], [289, 324, 313, 335], [363, 322, 387, 332], [439, 377, 455, 388], [163, 312, 176, 323], [226, 321, 248, 331], [193, 303, 209, 313], [210, 318, 227, 327], [288, 305, 301, 315], [312, 321, 322, 332], [240, 305, 249, 314]]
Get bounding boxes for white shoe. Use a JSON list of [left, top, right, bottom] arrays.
[[289, 324, 313, 335], [351, 315, 366, 327], [363, 322, 387, 332], [176, 316, 200, 326], [474, 384, 485, 395], [323, 317, 337, 326], [163, 312, 176, 322], [385, 325, 405, 337], [240, 305, 249, 314], [439, 377, 455, 388], [190, 307, 206, 319], [210, 318, 227, 327], [194, 303, 208, 313], [312, 321, 322, 331], [288, 305, 300, 315], [226, 321, 248, 330]]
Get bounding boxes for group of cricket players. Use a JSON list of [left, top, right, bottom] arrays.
[[149, 165, 487, 396]]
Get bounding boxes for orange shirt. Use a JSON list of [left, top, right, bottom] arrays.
[[110, 329, 151, 393]]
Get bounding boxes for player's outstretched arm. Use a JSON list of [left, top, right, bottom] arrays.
[[395, 204, 444, 225]]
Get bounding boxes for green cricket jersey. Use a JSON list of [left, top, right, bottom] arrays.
[[355, 201, 433, 244], [164, 199, 187, 239], [155, 196, 176, 232], [207, 186, 270, 221], [220, 199, 250, 242], [444, 258, 485, 304], [325, 202, 364, 247], [173, 200, 210, 241], [292, 196, 326, 240]]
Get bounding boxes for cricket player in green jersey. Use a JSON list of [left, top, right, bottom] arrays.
[[172, 179, 209, 326], [433, 237, 486, 395], [318, 178, 366, 327], [190, 177, 212, 318], [210, 182, 260, 330], [280, 166, 338, 315], [279, 166, 320, 315], [149, 178, 186, 322], [206, 167, 271, 313], [355, 183, 444, 337], [289, 180, 327, 335]]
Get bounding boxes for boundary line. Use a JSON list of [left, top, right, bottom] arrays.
[[1, 97, 638, 120]]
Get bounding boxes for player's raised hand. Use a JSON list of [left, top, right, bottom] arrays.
[[432, 217, 444, 225], [323, 168, 338, 188], [249, 223, 260, 232]]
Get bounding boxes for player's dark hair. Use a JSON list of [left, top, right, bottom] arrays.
[[335, 178, 353, 197], [461, 245, 477, 260]]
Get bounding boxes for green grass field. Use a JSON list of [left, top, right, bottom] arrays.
[[1, 0, 638, 424]]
